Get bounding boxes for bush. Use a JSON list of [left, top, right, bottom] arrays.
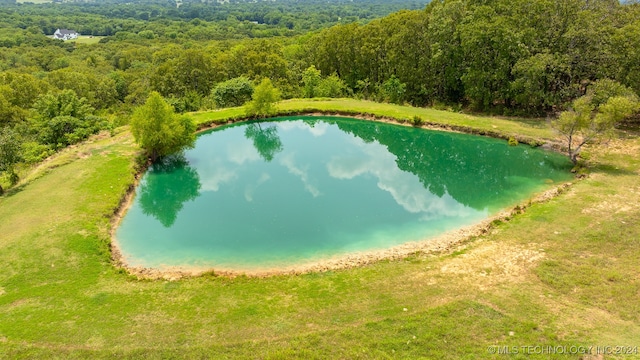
[[167, 91, 202, 113], [412, 115, 424, 127], [36, 115, 108, 149], [508, 136, 519, 146], [21, 141, 54, 164], [211, 77, 254, 108], [381, 75, 406, 105], [32, 90, 109, 149], [316, 73, 347, 98]]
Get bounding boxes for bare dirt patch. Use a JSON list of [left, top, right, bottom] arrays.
[[440, 242, 545, 288]]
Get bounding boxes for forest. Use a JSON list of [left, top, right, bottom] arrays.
[[1, 0, 640, 188]]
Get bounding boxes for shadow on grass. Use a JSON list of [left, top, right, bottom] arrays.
[[591, 162, 637, 176], [461, 108, 549, 128], [1, 183, 28, 198], [505, 117, 549, 129]]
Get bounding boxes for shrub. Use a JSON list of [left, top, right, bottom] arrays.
[[316, 73, 347, 98], [22, 141, 54, 164], [211, 77, 254, 108], [381, 75, 406, 104]]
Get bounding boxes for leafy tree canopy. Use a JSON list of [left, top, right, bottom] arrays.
[[211, 77, 254, 108], [245, 78, 280, 118], [554, 86, 639, 164], [0, 127, 23, 191], [130, 91, 196, 161]]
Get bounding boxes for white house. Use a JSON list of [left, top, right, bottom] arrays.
[[53, 29, 78, 41]]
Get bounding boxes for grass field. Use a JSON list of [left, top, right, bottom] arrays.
[[69, 36, 104, 45], [1, 99, 639, 358]]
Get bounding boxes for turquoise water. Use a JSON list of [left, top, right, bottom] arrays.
[[115, 116, 573, 270]]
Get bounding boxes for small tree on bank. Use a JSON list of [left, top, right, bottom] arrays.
[[245, 78, 280, 118], [130, 92, 196, 162], [302, 65, 321, 98], [0, 127, 23, 194], [554, 94, 638, 164], [381, 75, 406, 105]]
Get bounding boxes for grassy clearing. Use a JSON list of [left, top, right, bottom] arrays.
[[1, 100, 639, 358], [69, 36, 104, 45]]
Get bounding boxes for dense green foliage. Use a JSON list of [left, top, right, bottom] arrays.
[[0, 0, 427, 42], [130, 92, 196, 161], [1, 0, 638, 118], [305, 0, 640, 114], [31, 89, 107, 149]]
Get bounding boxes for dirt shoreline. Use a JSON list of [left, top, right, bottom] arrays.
[[109, 112, 572, 279]]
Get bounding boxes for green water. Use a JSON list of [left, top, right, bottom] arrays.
[[115, 116, 573, 270]]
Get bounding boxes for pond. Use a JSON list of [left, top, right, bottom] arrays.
[[114, 116, 573, 272]]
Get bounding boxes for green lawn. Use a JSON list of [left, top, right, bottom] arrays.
[[69, 36, 104, 45], [1, 100, 639, 358], [190, 98, 555, 142]]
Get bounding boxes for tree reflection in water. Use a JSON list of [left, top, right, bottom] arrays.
[[138, 153, 201, 227], [244, 122, 283, 162]]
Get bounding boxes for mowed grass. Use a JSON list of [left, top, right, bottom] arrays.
[[68, 36, 104, 45], [190, 98, 555, 141], [1, 100, 640, 358]]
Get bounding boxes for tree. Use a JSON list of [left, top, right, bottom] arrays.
[[586, 78, 639, 108], [32, 90, 107, 149], [0, 127, 23, 193], [245, 78, 280, 118], [302, 65, 321, 98], [510, 53, 576, 114], [317, 73, 347, 98], [210, 77, 254, 108], [130, 92, 196, 162], [34, 90, 93, 121], [458, 7, 524, 111], [0, 88, 23, 126], [381, 75, 406, 104], [554, 94, 639, 164]]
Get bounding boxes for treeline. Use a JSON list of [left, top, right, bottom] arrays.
[[307, 0, 640, 114]]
